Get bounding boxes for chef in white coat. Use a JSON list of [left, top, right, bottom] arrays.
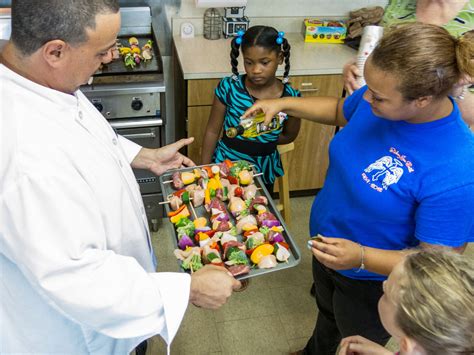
[[0, 0, 240, 353]]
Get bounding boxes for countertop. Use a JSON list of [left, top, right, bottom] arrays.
[[173, 33, 356, 80]]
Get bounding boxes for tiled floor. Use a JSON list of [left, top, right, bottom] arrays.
[[148, 196, 316, 354], [146, 196, 473, 355]]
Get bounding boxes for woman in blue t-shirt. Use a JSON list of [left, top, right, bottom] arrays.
[[243, 23, 474, 355]]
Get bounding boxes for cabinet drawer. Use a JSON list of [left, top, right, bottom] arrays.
[[289, 75, 343, 97], [188, 79, 221, 106]]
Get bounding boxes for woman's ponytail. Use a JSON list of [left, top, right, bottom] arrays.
[[455, 31, 474, 79]]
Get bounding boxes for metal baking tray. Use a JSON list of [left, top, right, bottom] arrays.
[[159, 163, 301, 280], [96, 35, 161, 75]]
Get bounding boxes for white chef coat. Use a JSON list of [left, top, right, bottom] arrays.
[[0, 63, 190, 354]]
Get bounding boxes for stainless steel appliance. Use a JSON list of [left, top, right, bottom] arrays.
[[82, 6, 166, 231]]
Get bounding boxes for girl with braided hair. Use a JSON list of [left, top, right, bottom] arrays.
[[201, 25, 301, 191]]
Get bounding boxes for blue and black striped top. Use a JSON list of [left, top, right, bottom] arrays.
[[212, 74, 300, 185]]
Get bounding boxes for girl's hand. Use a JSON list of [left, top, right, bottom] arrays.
[[343, 58, 361, 95], [241, 99, 284, 125], [308, 235, 362, 270], [339, 335, 392, 355]]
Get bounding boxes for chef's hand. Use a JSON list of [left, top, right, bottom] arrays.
[[241, 98, 284, 125], [189, 265, 241, 309], [308, 235, 362, 270], [132, 137, 196, 176], [338, 335, 392, 355], [343, 58, 361, 95]]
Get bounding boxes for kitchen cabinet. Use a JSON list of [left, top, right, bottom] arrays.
[[174, 52, 343, 191], [286, 75, 344, 190], [185, 79, 220, 164]]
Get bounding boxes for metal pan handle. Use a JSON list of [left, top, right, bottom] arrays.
[[109, 118, 163, 129]]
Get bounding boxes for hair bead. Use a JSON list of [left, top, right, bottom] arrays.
[[276, 31, 285, 45], [235, 30, 245, 45]]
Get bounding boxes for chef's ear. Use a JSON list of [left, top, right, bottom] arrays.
[[42, 40, 68, 67]]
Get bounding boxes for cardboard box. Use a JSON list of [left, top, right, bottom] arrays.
[[302, 19, 346, 43]]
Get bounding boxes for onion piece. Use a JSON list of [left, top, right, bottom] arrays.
[[258, 254, 277, 269], [275, 243, 290, 262], [178, 235, 194, 250], [261, 219, 281, 228]]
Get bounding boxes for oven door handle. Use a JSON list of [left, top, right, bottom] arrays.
[[121, 132, 156, 139], [109, 118, 163, 130]]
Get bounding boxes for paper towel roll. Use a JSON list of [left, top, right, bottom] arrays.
[[356, 25, 384, 87]]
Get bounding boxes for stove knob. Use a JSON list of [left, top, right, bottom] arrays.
[[93, 102, 103, 112], [131, 99, 143, 111]]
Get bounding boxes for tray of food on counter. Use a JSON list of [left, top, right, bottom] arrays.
[[159, 160, 301, 280]]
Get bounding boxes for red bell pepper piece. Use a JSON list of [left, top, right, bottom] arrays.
[[234, 186, 243, 198], [227, 175, 239, 185], [195, 229, 216, 242], [173, 188, 186, 198]]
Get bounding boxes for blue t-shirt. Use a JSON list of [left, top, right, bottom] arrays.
[[310, 86, 474, 280]]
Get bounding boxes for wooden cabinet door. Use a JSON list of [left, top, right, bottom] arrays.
[[187, 105, 212, 164], [188, 79, 220, 106], [186, 79, 219, 164], [286, 74, 343, 190]]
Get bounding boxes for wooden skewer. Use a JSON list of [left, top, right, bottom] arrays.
[[159, 197, 194, 205], [189, 202, 198, 220]]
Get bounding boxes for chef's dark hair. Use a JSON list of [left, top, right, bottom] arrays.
[[230, 25, 291, 83], [11, 0, 120, 56]]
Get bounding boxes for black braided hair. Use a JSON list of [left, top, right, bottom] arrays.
[[230, 37, 241, 80], [229, 25, 291, 82], [281, 37, 291, 82]]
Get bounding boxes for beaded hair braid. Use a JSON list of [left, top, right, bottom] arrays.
[[230, 26, 291, 83]]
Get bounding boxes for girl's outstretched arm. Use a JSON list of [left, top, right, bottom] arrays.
[[201, 96, 227, 165], [243, 96, 347, 127]]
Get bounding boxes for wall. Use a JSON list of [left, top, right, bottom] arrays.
[[178, 0, 388, 18], [171, 0, 388, 35]]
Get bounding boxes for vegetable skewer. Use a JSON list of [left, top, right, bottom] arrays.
[[163, 172, 263, 184], [158, 197, 193, 205]]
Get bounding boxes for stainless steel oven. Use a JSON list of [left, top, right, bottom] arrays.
[[110, 117, 164, 195], [81, 6, 167, 231]]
